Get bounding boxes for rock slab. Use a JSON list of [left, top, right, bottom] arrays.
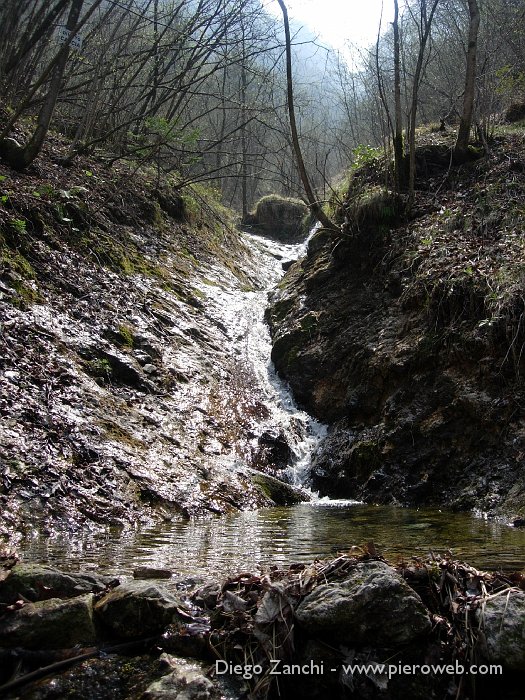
[[95, 581, 183, 638]]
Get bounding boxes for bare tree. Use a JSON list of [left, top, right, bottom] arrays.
[[454, 0, 480, 161], [277, 0, 337, 231], [0, 0, 105, 170]]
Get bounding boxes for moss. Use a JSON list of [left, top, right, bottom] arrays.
[[299, 312, 319, 332], [118, 324, 134, 348], [270, 298, 294, 323]]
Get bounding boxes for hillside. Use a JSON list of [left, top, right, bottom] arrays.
[[268, 127, 525, 519], [0, 125, 289, 543]]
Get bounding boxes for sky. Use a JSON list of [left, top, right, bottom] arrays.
[[265, 0, 396, 54]]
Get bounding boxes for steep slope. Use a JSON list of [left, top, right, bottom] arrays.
[[268, 129, 525, 518], [0, 128, 283, 543]]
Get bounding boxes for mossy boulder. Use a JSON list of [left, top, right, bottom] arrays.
[[0, 594, 97, 649], [295, 561, 431, 646], [94, 582, 185, 639], [243, 195, 309, 242], [0, 563, 114, 604]]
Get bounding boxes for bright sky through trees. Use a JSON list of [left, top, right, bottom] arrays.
[[266, 0, 396, 53]]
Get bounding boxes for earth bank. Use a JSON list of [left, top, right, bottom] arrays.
[[267, 129, 525, 519]]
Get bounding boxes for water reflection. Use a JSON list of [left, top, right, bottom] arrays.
[[20, 503, 525, 580]]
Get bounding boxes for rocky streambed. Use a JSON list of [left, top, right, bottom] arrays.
[[0, 149, 322, 543], [1, 553, 525, 699]]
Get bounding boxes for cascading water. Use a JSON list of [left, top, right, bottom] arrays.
[[196, 227, 326, 490], [17, 227, 525, 581]]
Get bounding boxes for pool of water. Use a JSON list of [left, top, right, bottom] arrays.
[[19, 502, 525, 581]]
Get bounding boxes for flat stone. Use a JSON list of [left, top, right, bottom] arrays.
[[295, 561, 431, 646], [133, 567, 173, 580], [0, 563, 115, 604], [0, 594, 96, 649], [143, 657, 219, 699]]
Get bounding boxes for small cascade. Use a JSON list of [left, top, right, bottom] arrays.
[[197, 227, 326, 491]]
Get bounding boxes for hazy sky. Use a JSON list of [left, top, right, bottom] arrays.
[[265, 0, 396, 53]]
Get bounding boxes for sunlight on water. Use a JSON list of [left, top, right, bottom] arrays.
[[20, 503, 525, 582]]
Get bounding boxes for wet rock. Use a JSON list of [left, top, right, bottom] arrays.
[[143, 657, 219, 699], [0, 563, 115, 604], [133, 567, 173, 580], [478, 590, 525, 670], [193, 582, 221, 609], [250, 471, 310, 506], [256, 429, 292, 469], [295, 561, 431, 646], [80, 346, 152, 389], [95, 581, 185, 638], [0, 593, 96, 649]]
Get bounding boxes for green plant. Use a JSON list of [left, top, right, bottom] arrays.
[[352, 144, 382, 169], [118, 324, 134, 347], [9, 218, 27, 233], [86, 358, 112, 381]]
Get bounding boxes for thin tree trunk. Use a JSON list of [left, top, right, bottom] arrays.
[[407, 0, 440, 205], [393, 0, 405, 191], [277, 0, 338, 231], [0, 0, 104, 170], [454, 0, 480, 161]]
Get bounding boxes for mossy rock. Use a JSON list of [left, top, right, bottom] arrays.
[[243, 195, 309, 242], [0, 594, 97, 649], [250, 471, 310, 505]]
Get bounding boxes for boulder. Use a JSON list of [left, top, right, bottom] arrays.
[[0, 563, 115, 604], [295, 561, 431, 646], [243, 195, 308, 242], [477, 590, 525, 670], [250, 470, 310, 506], [0, 594, 96, 649], [95, 581, 184, 638]]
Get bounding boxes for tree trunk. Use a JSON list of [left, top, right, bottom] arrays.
[[393, 0, 405, 191], [407, 0, 440, 206], [0, 0, 101, 170], [454, 0, 480, 162], [276, 0, 338, 231]]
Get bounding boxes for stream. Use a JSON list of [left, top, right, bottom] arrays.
[[16, 231, 525, 578]]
